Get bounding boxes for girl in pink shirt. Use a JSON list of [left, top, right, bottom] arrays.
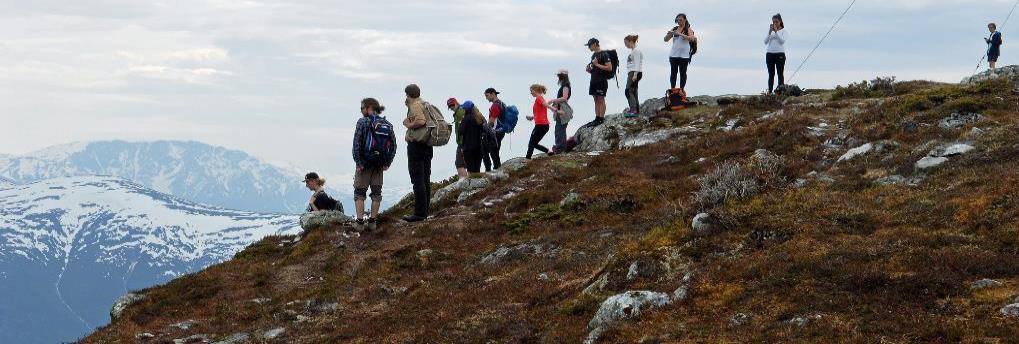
[[526, 84, 551, 159]]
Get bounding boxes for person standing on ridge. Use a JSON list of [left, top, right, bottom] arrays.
[[525, 84, 552, 159], [986, 22, 1004, 74], [351, 98, 395, 232], [447, 98, 468, 178], [402, 84, 432, 223], [624, 34, 644, 117], [458, 101, 486, 173], [549, 69, 573, 152], [765, 13, 788, 94], [585, 38, 612, 128], [483, 88, 505, 170], [665, 13, 696, 90]]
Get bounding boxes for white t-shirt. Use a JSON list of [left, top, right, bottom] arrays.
[[765, 29, 788, 53], [627, 49, 644, 72], [670, 28, 693, 58]]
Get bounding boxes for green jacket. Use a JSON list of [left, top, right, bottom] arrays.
[[452, 106, 465, 146]]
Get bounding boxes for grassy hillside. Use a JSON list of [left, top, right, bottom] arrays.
[[84, 76, 1019, 343]]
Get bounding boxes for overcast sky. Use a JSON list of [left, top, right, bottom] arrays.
[[1, 0, 1014, 194]]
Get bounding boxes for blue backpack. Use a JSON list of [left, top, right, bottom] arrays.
[[497, 102, 520, 133], [362, 115, 396, 167]]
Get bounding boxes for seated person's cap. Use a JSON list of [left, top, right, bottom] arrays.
[[303, 172, 320, 182]]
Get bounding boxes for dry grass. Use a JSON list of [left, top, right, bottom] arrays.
[[84, 78, 1019, 343]]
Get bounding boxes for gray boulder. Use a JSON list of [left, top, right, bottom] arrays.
[[212, 333, 250, 344], [480, 241, 559, 265], [971, 278, 1003, 290], [300, 210, 351, 230], [691, 213, 721, 236], [585, 291, 672, 343], [915, 157, 949, 170], [939, 112, 983, 129], [111, 292, 145, 320], [1001, 303, 1019, 317], [560, 191, 584, 210], [930, 143, 976, 158], [173, 334, 211, 344], [430, 177, 491, 204], [962, 65, 1019, 84]]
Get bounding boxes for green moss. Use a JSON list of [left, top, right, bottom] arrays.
[[504, 203, 583, 234]]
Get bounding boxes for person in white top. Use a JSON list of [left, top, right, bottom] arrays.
[[664, 13, 697, 90], [764, 14, 788, 94], [624, 34, 644, 116]]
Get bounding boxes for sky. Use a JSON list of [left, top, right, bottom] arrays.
[[1, 0, 1014, 195]]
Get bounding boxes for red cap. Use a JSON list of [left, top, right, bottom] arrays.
[[446, 98, 458, 107]]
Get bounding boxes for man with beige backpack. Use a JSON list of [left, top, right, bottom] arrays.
[[402, 84, 452, 223]]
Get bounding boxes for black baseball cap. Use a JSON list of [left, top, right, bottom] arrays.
[[584, 38, 600, 47], [484, 87, 500, 95], [303, 172, 320, 182]]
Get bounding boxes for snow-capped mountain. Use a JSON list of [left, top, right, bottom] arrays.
[[0, 141, 349, 213], [0, 176, 301, 344]]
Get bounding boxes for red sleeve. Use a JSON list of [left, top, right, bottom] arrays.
[[489, 103, 502, 122]]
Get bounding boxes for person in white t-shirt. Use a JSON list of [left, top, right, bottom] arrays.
[[664, 13, 696, 90], [764, 14, 788, 94], [624, 34, 644, 117]]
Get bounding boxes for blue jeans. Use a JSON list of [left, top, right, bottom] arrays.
[[554, 121, 568, 152]]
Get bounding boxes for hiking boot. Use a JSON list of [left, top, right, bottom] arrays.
[[366, 218, 378, 232], [353, 218, 366, 232], [402, 214, 426, 223]]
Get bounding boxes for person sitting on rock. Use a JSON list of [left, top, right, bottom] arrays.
[[304, 172, 342, 213]]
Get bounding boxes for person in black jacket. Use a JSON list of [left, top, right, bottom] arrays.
[[458, 101, 486, 173], [986, 22, 1004, 73]]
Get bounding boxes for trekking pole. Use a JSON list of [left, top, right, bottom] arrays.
[[787, 0, 858, 84], [974, 0, 1019, 74]]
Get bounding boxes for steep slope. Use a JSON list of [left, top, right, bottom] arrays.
[[0, 140, 344, 213], [0, 177, 301, 344], [85, 76, 1019, 343]]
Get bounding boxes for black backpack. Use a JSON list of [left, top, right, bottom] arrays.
[[603, 50, 620, 80], [308, 191, 343, 212], [481, 123, 500, 152]]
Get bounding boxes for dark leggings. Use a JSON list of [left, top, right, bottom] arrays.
[[766, 52, 786, 93], [483, 132, 504, 171], [526, 125, 550, 159], [625, 71, 643, 111], [669, 57, 690, 89]]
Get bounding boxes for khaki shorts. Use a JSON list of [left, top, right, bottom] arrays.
[[354, 167, 384, 189]]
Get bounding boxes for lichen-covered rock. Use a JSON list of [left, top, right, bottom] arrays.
[[961, 65, 1019, 84], [479, 241, 559, 265], [585, 291, 672, 343], [915, 157, 949, 170], [300, 210, 351, 230], [1000, 303, 1019, 317], [691, 213, 720, 236], [970, 278, 1003, 290], [560, 191, 584, 211], [930, 143, 976, 157], [430, 177, 491, 204], [110, 292, 145, 320], [939, 112, 983, 129], [212, 333, 250, 344]]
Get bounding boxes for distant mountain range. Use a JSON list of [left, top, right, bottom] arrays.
[[0, 140, 349, 213], [0, 176, 301, 344]]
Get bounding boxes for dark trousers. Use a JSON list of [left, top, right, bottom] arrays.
[[669, 57, 690, 89], [526, 125, 550, 159], [483, 132, 504, 171], [766, 52, 786, 93], [554, 120, 568, 152], [625, 71, 643, 111], [464, 148, 483, 173], [407, 142, 433, 217]]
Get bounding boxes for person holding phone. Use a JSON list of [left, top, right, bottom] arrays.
[[664, 13, 696, 90], [765, 14, 788, 94]]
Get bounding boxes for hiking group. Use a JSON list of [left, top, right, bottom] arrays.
[[301, 13, 1006, 231]]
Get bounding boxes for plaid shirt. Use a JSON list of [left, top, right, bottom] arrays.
[[352, 116, 396, 168]]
